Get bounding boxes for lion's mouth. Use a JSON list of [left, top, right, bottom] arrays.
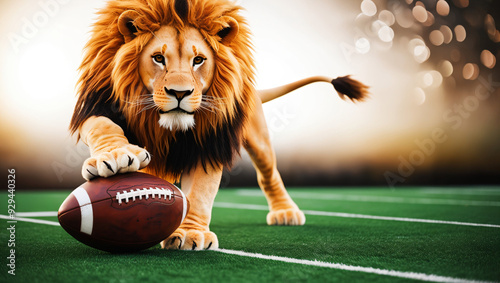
[[159, 107, 194, 115]]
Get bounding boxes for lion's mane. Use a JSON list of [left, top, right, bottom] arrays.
[[70, 0, 256, 181]]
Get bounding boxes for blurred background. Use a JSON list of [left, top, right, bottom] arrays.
[[0, 0, 499, 190]]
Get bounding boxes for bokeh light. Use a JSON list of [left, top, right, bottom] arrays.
[[462, 63, 479, 80], [361, 0, 377, 17], [422, 70, 443, 88], [440, 25, 453, 44], [378, 25, 395, 42], [484, 14, 498, 42], [438, 60, 454, 77], [412, 5, 428, 23], [436, 0, 450, 16], [480, 50, 496, 69], [453, 0, 469, 8], [429, 30, 444, 46], [379, 10, 395, 26], [395, 7, 414, 28], [409, 38, 430, 63], [454, 25, 467, 42], [423, 11, 435, 27], [355, 37, 371, 54]]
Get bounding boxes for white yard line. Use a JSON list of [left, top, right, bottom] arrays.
[[0, 214, 60, 226], [302, 210, 500, 228], [0, 212, 496, 283], [15, 211, 59, 217], [236, 190, 500, 207], [213, 202, 500, 228], [420, 188, 500, 196], [216, 249, 495, 283]]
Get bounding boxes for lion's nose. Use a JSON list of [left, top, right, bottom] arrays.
[[164, 87, 194, 101]]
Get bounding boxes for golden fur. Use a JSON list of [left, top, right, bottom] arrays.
[[70, 0, 256, 181]]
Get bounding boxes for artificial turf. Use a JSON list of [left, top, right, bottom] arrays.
[[1, 188, 499, 282]]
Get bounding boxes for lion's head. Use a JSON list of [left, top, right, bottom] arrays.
[[70, 0, 256, 180], [137, 25, 215, 131]]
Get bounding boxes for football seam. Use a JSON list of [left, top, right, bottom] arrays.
[[115, 186, 175, 205]]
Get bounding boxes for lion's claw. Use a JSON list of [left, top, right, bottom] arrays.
[[162, 228, 218, 250], [102, 160, 115, 173], [167, 236, 182, 249], [82, 144, 150, 180]]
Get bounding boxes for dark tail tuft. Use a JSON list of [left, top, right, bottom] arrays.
[[331, 76, 369, 102]]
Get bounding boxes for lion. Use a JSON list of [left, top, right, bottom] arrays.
[[70, 0, 368, 250]]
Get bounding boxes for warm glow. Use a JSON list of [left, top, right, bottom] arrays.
[[413, 87, 426, 105], [16, 43, 67, 102], [0, 0, 498, 189]]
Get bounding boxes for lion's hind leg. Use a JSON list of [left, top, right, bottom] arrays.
[[243, 99, 305, 226]]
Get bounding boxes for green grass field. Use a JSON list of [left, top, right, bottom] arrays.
[[1, 187, 499, 282]]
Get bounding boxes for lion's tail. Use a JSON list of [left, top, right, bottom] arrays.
[[258, 75, 369, 103]]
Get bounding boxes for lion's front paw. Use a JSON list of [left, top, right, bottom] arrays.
[[161, 228, 219, 251], [267, 208, 306, 226], [82, 144, 150, 180]]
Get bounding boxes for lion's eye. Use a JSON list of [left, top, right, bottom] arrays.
[[193, 56, 205, 66], [152, 54, 165, 65]]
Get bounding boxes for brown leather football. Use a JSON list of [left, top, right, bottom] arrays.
[[58, 172, 188, 253]]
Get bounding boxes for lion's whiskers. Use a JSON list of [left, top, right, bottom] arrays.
[[123, 93, 228, 116], [198, 103, 217, 115], [199, 96, 225, 115], [122, 94, 160, 115]]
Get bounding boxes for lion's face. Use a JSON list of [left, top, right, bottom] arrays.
[[139, 26, 215, 131]]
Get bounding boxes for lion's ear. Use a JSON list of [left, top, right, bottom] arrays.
[[217, 16, 239, 45], [118, 10, 141, 42]]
